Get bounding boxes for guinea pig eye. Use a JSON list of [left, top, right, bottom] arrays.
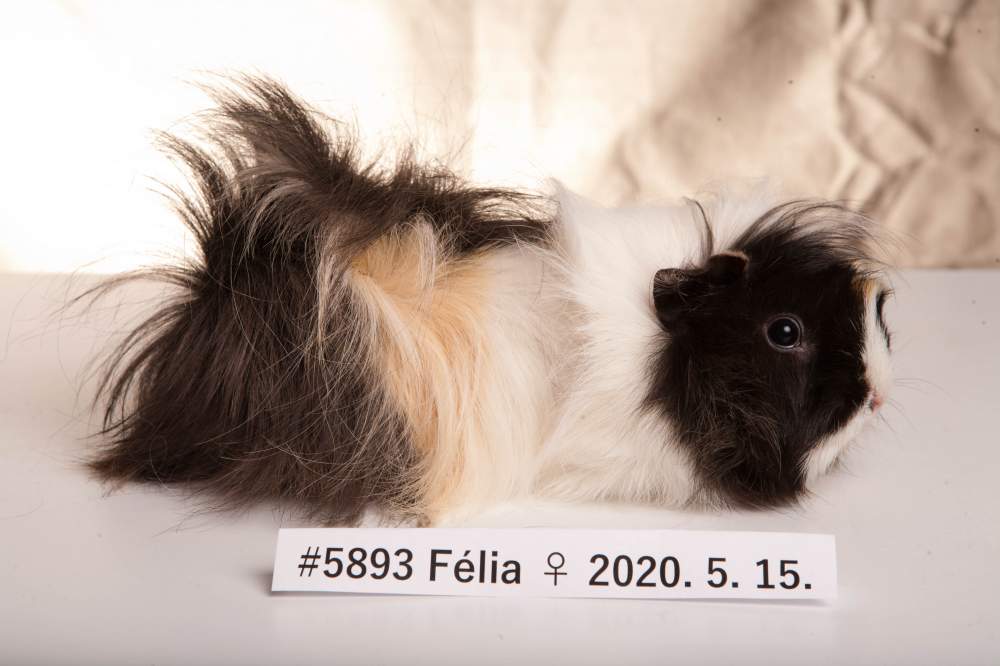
[[765, 316, 802, 350]]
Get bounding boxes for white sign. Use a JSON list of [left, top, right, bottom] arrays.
[[272, 528, 836, 601]]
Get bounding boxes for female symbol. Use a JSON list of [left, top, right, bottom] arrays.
[[545, 551, 566, 586]]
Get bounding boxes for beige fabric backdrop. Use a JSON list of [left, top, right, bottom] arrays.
[[396, 0, 999, 268], [1, 0, 996, 270]]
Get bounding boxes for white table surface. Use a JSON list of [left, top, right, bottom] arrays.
[[1, 270, 998, 665]]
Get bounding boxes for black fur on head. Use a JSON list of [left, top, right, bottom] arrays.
[[647, 201, 889, 508]]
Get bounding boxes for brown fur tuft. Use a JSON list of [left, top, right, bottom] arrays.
[[85, 75, 552, 524]]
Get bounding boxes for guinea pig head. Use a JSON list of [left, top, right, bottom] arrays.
[[648, 202, 893, 508]]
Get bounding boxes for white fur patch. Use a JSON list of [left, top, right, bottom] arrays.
[[802, 281, 893, 483]]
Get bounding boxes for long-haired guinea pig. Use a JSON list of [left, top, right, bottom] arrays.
[[88, 76, 894, 525]]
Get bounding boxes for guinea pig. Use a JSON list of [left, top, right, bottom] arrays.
[[88, 76, 893, 525]]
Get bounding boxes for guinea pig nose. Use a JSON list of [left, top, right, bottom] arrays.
[[868, 393, 884, 411]]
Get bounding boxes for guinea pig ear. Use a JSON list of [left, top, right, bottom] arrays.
[[653, 252, 748, 327], [704, 251, 748, 285], [652, 268, 695, 327]]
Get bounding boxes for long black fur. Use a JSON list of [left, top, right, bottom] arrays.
[[86, 76, 552, 524]]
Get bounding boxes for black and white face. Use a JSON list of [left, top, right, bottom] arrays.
[[647, 204, 893, 508]]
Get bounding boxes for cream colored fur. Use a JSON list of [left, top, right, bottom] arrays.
[[350, 220, 556, 522]]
